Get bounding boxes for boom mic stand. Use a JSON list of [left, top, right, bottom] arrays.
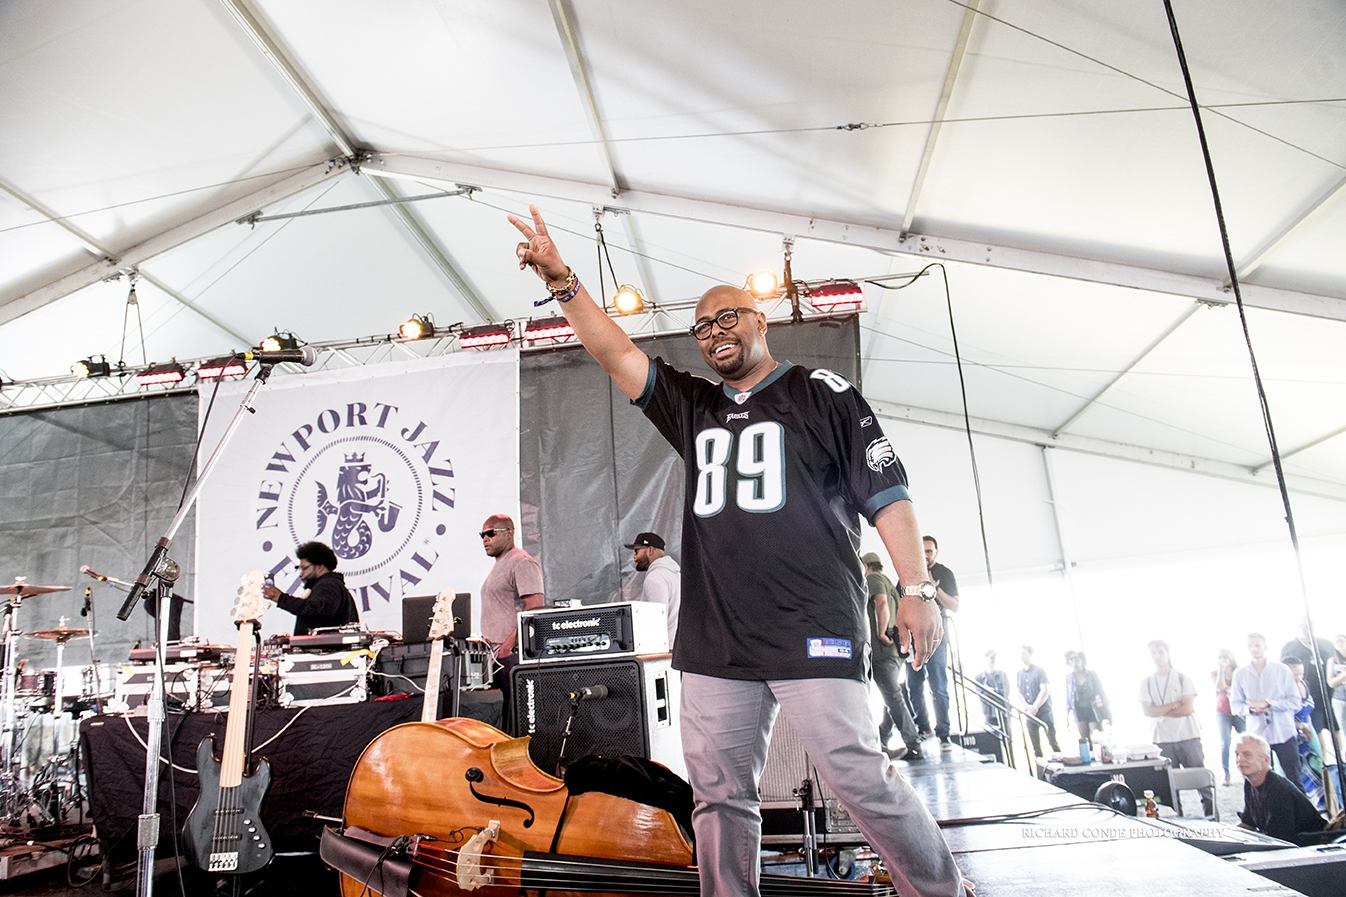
[[115, 363, 277, 897]]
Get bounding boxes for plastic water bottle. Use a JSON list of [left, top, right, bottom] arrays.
[[1078, 738, 1091, 764]]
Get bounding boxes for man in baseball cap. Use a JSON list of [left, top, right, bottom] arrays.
[[626, 532, 679, 648]]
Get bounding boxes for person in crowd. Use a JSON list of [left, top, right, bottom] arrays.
[[1281, 619, 1335, 736], [479, 514, 545, 731], [1231, 632, 1304, 792], [864, 552, 922, 761], [1328, 634, 1346, 755], [1286, 659, 1326, 807], [1235, 733, 1326, 846], [628, 531, 680, 649], [508, 204, 969, 897], [1139, 639, 1213, 815], [262, 540, 359, 635], [1213, 648, 1246, 786], [1064, 650, 1110, 741], [906, 535, 959, 751], [974, 650, 1010, 734], [1017, 646, 1059, 757]]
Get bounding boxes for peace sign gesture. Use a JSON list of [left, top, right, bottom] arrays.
[[508, 204, 570, 286]]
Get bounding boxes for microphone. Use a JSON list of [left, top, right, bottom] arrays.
[[81, 587, 92, 617], [81, 565, 108, 582], [239, 345, 319, 366], [569, 685, 608, 701]]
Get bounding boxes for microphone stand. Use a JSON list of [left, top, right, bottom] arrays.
[[117, 363, 276, 897]]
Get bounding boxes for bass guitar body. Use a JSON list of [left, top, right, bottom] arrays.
[[183, 734, 275, 874]]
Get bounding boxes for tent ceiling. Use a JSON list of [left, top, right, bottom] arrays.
[[1, 0, 1343, 496]]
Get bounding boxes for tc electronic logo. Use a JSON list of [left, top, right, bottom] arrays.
[[525, 677, 537, 733], [726, 411, 750, 422], [865, 437, 897, 472], [554, 618, 601, 630], [253, 401, 456, 613]]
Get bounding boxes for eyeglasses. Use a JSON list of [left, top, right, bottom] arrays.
[[690, 307, 758, 340], [480, 528, 511, 539]]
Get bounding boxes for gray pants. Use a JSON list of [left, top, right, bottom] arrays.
[[874, 654, 920, 749], [1158, 737, 1214, 815], [681, 672, 963, 897]]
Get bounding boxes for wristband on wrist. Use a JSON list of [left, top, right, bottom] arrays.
[[535, 267, 579, 307]]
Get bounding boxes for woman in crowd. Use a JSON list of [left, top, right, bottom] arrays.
[[1328, 635, 1346, 755], [1064, 650, 1110, 741], [1213, 648, 1246, 786]]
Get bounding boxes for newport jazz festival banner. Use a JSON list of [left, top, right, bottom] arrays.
[[193, 350, 520, 642]]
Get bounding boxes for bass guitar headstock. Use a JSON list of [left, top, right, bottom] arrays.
[[428, 587, 456, 642], [233, 571, 271, 625]]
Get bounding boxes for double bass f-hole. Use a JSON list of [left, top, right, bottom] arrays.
[[465, 767, 536, 827]]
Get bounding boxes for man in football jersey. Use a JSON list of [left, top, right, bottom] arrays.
[[509, 205, 966, 897]]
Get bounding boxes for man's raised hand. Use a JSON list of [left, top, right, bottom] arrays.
[[508, 203, 568, 284]]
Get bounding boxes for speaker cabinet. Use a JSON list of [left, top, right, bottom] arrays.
[[511, 655, 683, 780]]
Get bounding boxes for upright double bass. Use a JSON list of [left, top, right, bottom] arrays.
[[337, 716, 696, 897]]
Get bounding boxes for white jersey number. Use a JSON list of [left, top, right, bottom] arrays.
[[693, 422, 785, 517]]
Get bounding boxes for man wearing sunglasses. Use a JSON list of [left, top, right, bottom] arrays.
[[509, 206, 964, 897], [479, 514, 545, 730]]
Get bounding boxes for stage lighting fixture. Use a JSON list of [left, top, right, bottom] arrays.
[[71, 356, 112, 379], [803, 279, 864, 310], [458, 323, 512, 349], [260, 332, 300, 353], [746, 271, 780, 299], [136, 362, 187, 386], [523, 316, 575, 342], [612, 285, 644, 316], [399, 314, 435, 341], [196, 355, 248, 380]]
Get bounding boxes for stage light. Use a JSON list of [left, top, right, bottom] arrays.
[[136, 362, 187, 386], [458, 323, 512, 349], [746, 271, 780, 299], [72, 356, 112, 379], [612, 285, 644, 316], [196, 355, 248, 380], [399, 314, 435, 341], [260, 332, 300, 353], [803, 279, 864, 310], [523, 316, 575, 342]]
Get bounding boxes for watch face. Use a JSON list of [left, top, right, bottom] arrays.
[[920, 582, 938, 600]]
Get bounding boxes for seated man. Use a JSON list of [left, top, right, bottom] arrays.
[[1235, 732, 1326, 846]]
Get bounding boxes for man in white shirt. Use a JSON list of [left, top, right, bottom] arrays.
[[628, 531, 680, 650], [1230, 632, 1304, 792], [1139, 639, 1212, 815]]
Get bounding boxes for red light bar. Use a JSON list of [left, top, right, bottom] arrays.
[[196, 356, 248, 379], [136, 363, 187, 386], [804, 280, 864, 310], [523, 316, 575, 341], [459, 324, 512, 349]]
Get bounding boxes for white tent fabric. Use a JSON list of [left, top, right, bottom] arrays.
[[1, 1, 1343, 517]]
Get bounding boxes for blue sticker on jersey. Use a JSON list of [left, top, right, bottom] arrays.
[[806, 637, 852, 660]]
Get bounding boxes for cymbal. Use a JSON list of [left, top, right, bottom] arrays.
[[0, 583, 70, 597], [26, 626, 92, 642]]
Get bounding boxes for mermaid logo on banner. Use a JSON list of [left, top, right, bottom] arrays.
[[195, 351, 520, 642]]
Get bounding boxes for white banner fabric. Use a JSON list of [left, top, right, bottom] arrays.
[[194, 350, 520, 642]]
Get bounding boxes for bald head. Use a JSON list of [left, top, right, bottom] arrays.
[[692, 286, 774, 388]]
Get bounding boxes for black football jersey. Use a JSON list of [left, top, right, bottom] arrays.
[[636, 358, 911, 681]]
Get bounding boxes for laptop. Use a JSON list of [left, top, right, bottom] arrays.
[[401, 593, 472, 643]]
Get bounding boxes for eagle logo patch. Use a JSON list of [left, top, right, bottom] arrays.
[[865, 437, 897, 472]]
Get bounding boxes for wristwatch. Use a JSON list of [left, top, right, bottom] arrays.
[[903, 581, 938, 601]]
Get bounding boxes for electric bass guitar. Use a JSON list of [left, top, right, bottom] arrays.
[[183, 571, 274, 874], [420, 587, 456, 722]]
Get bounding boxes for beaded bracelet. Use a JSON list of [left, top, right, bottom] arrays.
[[534, 267, 579, 307]]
